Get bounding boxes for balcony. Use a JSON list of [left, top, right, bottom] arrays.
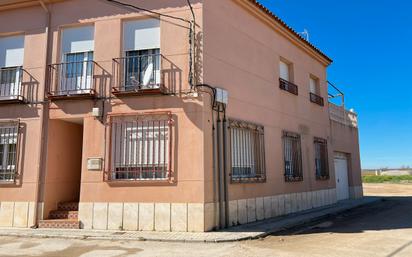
[[47, 60, 97, 100], [112, 53, 167, 96], [279, 78, 298, 95], [310, 92, 324, 106], [329, 103, 358, 128], [0, 66, 24, 104]]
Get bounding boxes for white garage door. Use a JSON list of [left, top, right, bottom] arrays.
[[334, 153, 349, 201]]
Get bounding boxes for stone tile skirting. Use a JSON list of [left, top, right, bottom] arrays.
[[78, 202, 206, 232], [220, 188, 338, 228], [79, 189, 340, 232], [0, 201, 36, 228]]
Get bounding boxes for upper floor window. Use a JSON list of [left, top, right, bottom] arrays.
[[229, 120, 266, 182], [282, 131, 303, 182], [108, 113, 172, 181], [309, 76, 320, 95], [279, 60, 291, 81], [0, 35, 24, 100], [0, 122, 19, 182], [279, 59, 298, 95], [122, 19, 161, 91], [54, 25, 95, 95], [314, 137, 329, 180], [309, 75, 324, 106]]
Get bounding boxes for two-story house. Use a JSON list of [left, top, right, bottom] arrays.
[[0, 0, 362, 232]]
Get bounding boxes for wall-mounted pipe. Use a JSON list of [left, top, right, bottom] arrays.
[[32, 0, 51, 228]]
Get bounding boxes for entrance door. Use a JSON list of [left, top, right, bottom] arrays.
[[334, 153, 349, 201]]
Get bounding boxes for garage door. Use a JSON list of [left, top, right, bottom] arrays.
[[334, 153, 349, 201]]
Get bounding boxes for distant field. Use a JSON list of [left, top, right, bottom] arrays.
[[362, 175, 412, 183]]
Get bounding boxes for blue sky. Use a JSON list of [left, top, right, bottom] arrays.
[[258, 0, 412, 169]]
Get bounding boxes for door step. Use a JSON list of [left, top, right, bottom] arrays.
[[57, 202, 79, 211], [39, 201, 80, 229], [48, 210, 78, 220], [38, 219, 80, 229]]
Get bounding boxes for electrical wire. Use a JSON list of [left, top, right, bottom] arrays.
[[104, 0, 196, 89], [105, 0, 191, 26]]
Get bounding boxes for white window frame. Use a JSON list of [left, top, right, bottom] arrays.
[[0, 125, 18, 182]]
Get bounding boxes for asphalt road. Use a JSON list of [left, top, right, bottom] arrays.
[[0, 183, 411, 257]]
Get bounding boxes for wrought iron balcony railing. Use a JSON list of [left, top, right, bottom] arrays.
[[47, 60, 96, 99], [279, 78, 299, 95], [310, 92, 324, 106], [0, 66, 24, 103], [112, 53, 165, 95]]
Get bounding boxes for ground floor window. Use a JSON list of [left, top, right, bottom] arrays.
[[0, 122, 19, 182], [314, 137, 329, 180], [229, 120, 266, 182], [283, 131, 303, 182], [109, 113, 172, 181]]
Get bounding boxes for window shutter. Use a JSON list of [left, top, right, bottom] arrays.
[[61, 26, 95, 55], [310, 77, 318, 94], [123, 19, 160, 51], [279, 61, 290, 81], [0, 35, 24, 68]]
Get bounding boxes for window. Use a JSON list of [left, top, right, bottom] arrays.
[[309, 76, 320, 95], [0, 123, 19, 182], [229, 120, 266, 182], [279, 60, 291, 81], [65, 52, 94, 79], [279, 59, 298, 95], [125, 48, 160, 89], [314, 138, 329, 180], [59, 26, 95, 93], [0, 35, 24, 98], [109, 113, 172, 181], [282, 131, 303, 182], [309, 75, 324, 106], [121, 19, 161, 91]]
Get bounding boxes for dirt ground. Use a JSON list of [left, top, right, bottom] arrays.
[[0, 183, 411, 257]]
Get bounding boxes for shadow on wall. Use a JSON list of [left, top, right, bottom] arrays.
[[21, 69, 41, 104], [71, 0, 202, 25]]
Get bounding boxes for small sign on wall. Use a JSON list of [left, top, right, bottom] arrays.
[[87, 158, 103, 171]]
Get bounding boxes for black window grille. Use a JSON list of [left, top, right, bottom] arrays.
[[0, 122, 19, 182], [314, 137, 329, 180], [229, 120, 266, 182], [283, 131, 303, 182], [108, 113, 172, 181]]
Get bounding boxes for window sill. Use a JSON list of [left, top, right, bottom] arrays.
[[284, 176, 303, 182], [0, 181, 19, 187], [105, 179, 176, 187], [316, 175, 330, 181], [230, 176, 266, 184]]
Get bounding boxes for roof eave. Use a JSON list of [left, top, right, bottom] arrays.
[[245, 0, 333, 66]]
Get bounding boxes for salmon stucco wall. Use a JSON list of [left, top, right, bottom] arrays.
[[330, 120, 362, 189], [202, 0, 336, 206]]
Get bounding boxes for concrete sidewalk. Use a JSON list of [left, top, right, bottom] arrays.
[[0, 197, 381, 243]]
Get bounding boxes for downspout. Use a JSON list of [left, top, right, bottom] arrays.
[[32, 0, 51, 228], [216, 106, 224, 228], [222, 106, 229, 228]]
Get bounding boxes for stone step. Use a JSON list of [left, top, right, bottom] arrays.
[[48, 210, 78, 220], [38, 219, 80, 229], [57, 202, 79, 211]]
